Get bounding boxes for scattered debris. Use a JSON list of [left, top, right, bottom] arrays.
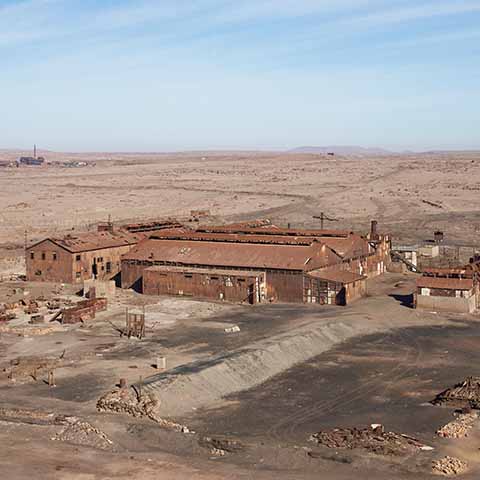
[[4, 354, 64, 383], [432, 377, 480, 409], [422, 199, 443, 209], [52, 417, 114, 451], [97, 387, 157, 418], [225, 325, 241, 333], [96, 387, 191, 433], [0, 407, 72, 426], [0, 324, 62, 336], [309, 424, 432, 456], [432, 456, 468, 476], [200, 436, 244, 456], [436, 412, 478, 438]]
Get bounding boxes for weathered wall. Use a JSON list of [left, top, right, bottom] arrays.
[[62, 297, 108, 324], [416, 294, 476, 313], [27, 241, 134, 284], [75, 245, 133, 284], [143, 269, 259, 304], [121, 261, 147, 291], [265, 270, 304, 303], [26, 240, 74, 283], [345, 279, 367, 304]]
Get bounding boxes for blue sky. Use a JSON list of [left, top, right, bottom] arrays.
[[1, 0, 480, 152]]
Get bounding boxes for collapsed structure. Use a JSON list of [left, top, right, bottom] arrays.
[[121, 221, 390, 305]]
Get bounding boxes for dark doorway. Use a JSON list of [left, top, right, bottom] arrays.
[[336, 287, 346, 306]]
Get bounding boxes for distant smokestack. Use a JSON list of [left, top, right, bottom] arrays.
[[370, 220, 378, 239], [34, 144, 36, 159]]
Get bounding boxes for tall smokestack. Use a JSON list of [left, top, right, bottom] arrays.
[[370, 220, 378, 240], [34, 144, 37, 159]]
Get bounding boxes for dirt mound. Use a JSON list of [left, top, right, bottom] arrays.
[[309, 425, 431, 456], [139, 319, 381, 417], [436, 412, 478, 438], [432, 456, 468, 476], [432, 377, 480, 409]]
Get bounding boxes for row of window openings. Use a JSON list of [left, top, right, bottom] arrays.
[[30, 253, 106, 264]]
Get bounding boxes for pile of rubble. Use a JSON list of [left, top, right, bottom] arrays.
[[52, 417, 114, 451], [97, 387, 190, 433], [432, 456, 468, 476], [309, 424, 431, 456], [97, 387, 157, 418], [436, 411, 478, 438], [432, 377, 480, 409]]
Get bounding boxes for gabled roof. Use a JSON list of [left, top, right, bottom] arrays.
[[123, 238, 342, 271], [153, 226, 371, 259], [29, 230, 147, 254]]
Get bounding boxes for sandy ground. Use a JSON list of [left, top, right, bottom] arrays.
[[1, 274, 480, 479], [1, 150, 480, 478], [0, 151, 479, 253]]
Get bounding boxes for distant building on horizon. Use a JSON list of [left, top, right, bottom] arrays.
[[17, 144, 45, 166]]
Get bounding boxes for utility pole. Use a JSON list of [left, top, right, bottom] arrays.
[[313, 212, 338, 229]]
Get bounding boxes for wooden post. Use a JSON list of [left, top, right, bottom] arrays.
[[48, 370, 55, 387]]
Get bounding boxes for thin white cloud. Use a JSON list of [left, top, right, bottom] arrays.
[[335, 0, 480, 29]]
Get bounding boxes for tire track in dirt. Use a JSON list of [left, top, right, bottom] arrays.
[[266, 325, 423, 442]]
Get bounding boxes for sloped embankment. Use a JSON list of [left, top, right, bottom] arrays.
[[138, 319, 385, 418]]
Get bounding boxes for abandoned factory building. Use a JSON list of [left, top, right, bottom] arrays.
[[121, 223, 390, 305], [26, 220, 181, 284]]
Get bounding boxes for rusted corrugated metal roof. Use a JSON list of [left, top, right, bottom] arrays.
[[151, 230, 315, 246], [30, 230, 147, 253], [198, 225, 353, 238], [422, 267, 472, 276], [417, 277, 474, 290], [152, 228, 370, 259], [123, 238, 342, 271], [145, 265, 262, 277], [307, 269, 366, 284]]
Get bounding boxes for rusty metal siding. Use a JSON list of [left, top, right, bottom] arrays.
[[143, 269, 260, 304], [121, 261, 147, 291], [265, 270, 304, 303]]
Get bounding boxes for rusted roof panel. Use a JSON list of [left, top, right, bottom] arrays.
[[307, 269, 366, 284], [422, 267, 473, 276], [417, 277, 474, 290], [152, 228, 370, 259], [151, 230, 315, 246], [123, 238, 342, 271], [198, 225, 353, 238], [145, 265, 262, 277], [51, 231, 146, 253]]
